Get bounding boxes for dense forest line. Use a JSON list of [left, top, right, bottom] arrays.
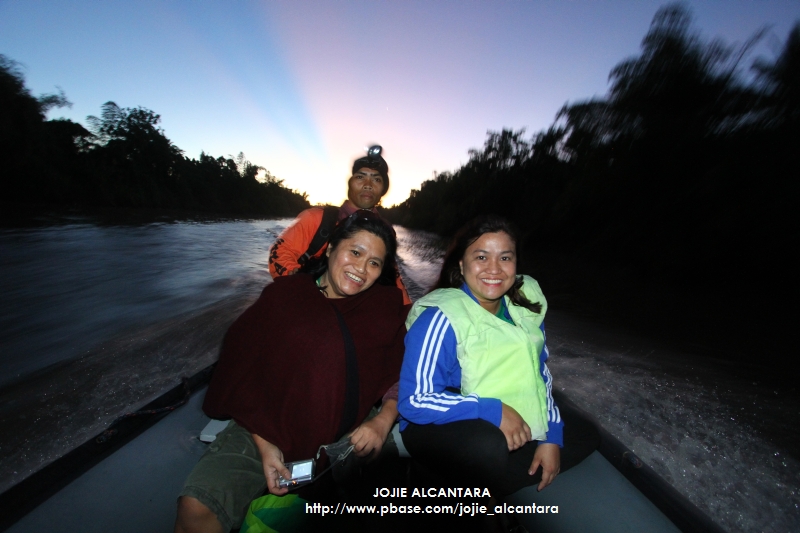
[[385, 5, 800, 370], [0, 58, 310, 217]]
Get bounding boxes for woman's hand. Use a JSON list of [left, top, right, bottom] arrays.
[[350, 400, 398, 458], [499, 403, 532, 451], [251, 433, 292, 495], [529, 443, 560, 491]]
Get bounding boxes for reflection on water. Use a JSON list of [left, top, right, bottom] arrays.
[[0, 220, 285, 386]]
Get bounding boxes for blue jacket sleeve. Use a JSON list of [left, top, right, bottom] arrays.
[[398, 307, 502, 430], [539, 321, 564, 447]]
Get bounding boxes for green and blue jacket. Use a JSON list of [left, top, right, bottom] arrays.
[[398, 276, 563, 446]]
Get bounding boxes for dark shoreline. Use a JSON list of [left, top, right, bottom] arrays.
[[524, 242, 800, 386], [545, 283, 798, 388]]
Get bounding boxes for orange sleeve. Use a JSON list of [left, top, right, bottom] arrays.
[[396, 274, 412, 305], [268, 208, 325, 278]]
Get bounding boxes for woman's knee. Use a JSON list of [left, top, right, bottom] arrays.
[[465, 422, 509, 467], [174, 496, 224, 533]]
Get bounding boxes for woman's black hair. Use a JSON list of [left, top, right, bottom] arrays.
[[435, 214, 541, 313], [300, 211, 398, 292]]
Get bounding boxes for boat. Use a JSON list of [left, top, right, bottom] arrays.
[[0, 365, 725, 533]]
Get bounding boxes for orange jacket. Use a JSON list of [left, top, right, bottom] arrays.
[[269, 206, 411, 304]]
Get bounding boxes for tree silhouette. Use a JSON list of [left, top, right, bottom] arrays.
[[753, 23, 800, 129], [1, 54, 78, 203], [385, 7, 799, 367], [1, 61, 310, 217]]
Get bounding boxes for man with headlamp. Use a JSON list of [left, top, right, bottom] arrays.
[[269, 145, 410, 304]]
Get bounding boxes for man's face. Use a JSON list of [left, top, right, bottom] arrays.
[[347, 167, 385, 209]]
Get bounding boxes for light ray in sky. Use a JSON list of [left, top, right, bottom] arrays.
[[1, 0, 797, 205]]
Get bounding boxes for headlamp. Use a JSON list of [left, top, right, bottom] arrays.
[[367, 145, 382, 161]]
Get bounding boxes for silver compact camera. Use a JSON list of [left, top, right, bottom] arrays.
[[278, 459, 315, 489]]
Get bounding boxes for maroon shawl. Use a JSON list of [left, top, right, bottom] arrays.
[[203, 274, 407, 462]]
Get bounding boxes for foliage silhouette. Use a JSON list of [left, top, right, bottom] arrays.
[[385, 4, 799, 368], [1, 54, 79, 203], [1, 65, 309, 218]]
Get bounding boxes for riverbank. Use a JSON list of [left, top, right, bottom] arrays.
[[525, 247, 799, 386]]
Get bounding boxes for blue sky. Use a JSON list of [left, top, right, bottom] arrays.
[[1, 0, 798, 205]]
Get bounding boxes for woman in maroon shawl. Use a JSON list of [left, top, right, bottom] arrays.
[[175, 212, 407, 533]]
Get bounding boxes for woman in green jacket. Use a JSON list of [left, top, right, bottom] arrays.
[[398, 215, 598, 496]]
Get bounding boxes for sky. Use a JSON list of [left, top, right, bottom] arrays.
[[1, 0, 798, 206]]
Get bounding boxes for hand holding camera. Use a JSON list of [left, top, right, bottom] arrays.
[[251, 433, 292, 495], [277, 459, 315, 488]]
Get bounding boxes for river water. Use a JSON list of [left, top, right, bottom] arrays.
[[0, 219, 797, 532]]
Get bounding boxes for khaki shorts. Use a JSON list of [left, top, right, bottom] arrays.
[[179, 421, 266, 531], [180, 409, 397, 531]]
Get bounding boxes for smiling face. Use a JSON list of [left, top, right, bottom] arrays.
[[459, 231, 517, 313], [347, 167, 385, 209], [320, 229, 387, 298]]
